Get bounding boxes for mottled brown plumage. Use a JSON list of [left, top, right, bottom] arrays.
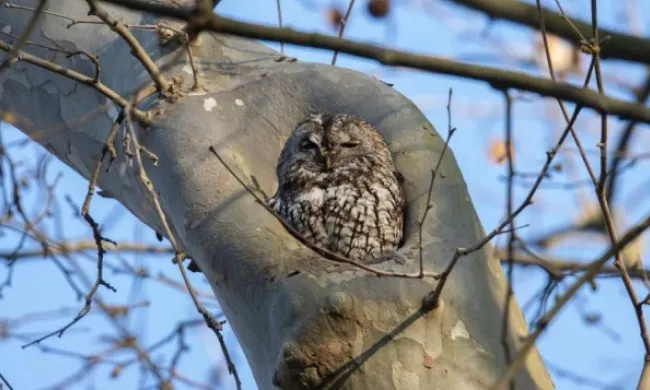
[[268, 113, 405, 263]]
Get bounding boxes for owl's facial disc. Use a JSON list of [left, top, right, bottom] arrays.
[[321, 129, 364, 169]]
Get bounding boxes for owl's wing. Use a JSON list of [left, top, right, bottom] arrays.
[[394, 170, 405, 185], [393, 171, 407, 248]]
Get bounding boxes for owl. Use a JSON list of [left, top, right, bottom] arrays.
[[268, 113, 405, 264]]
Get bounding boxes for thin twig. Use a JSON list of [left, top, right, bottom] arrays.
[[0, 371, 13, 390], [184, 35, 201, 91], [588, 1, 650, 385], [331, 0, 356, 65], [21, 115, 125, 348], [157, 23, 202, 91], [491, 209, 650, 389], [0, 148, 174, 387], [85, 0, 170, 92], [176, 262, 242, 390], [497, 249, 650, 281], [0, 30, 71, 54], [66, 50, 101, 83], [501, 89, 515, 390], [77, 114, 125, 306], [428, 101, 588, 307], [535, 0, 597, 187], [2, 133, 85, 299], [3, 1, 83, 25], [275, 0, 284, 54], [81, 112, 124, 215], [427, 57, 596, 309], [494, 5, 650, 384], [551, 0, 589, 44], [417, 89, 456, 278], [606, 74, 650, 204], [545, 361, 625, 390], [121, 85, 243, 389], [448, 0, 649, 65]]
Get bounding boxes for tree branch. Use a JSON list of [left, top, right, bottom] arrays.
[[497, 249, 650, 281], [0, 240, 173, 261], [492, 208, 650, 389], [96, 0, 650, 124], [193, 18, 650, 125], [448, 0, 650, 65], [85, 0, 170, 92]]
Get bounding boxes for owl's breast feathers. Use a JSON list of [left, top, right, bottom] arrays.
[[269, 164, 404, 263]]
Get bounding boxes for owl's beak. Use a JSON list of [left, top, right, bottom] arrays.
[[324, 155, 332, 171], [318, 146, 332, 170]]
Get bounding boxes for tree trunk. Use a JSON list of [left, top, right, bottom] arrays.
[[0, 1, 554, 389]]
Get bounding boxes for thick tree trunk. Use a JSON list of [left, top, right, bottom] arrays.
[[0, 1, 553, 389]]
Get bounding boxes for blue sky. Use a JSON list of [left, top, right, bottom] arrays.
[[2, 0, 650, 389]]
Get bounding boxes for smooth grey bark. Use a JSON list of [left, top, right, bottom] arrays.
[[0, 1, 554, 389]]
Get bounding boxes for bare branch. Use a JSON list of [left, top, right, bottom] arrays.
[[535, 0, 597, 187], [448, 0, 650, 65], [501, 89, 515, 390], [176, 262, 242, 390], [426, 57, 598, 309], [497, 249, 650, 280], [417, 88, 456, 278], [491, 210, 650, 389], [606, 73, 650, 204], [120, 85, 242, 389], [275, 0, 284, 54], [97, 0, 650, 123], [85, 0, 170, 92], [0, 371, 14, 390], [331, 0, 356, 65], [20, 115, 126, 348], [586, 2, 650, 384], [0, 240, 172, 261]]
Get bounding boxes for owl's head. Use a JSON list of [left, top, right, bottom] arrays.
[[276, 113, 394, 183]]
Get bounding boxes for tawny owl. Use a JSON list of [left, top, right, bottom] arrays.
[[268, 113, 405, 264]]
